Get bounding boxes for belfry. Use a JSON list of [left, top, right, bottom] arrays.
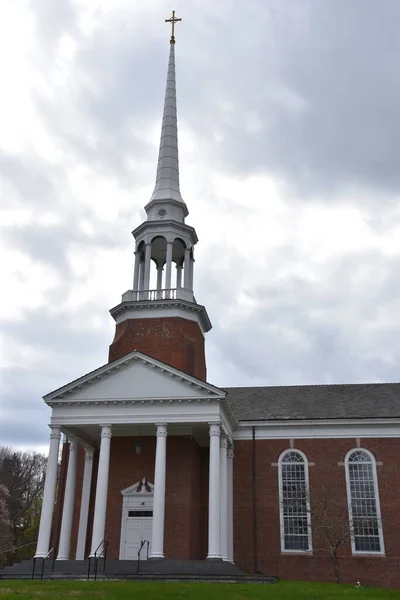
[[23, 12, 400, 589]]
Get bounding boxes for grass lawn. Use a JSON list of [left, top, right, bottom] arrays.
[[1, 580, 400, 600]]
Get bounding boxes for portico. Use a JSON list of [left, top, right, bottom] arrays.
[[35, 351, 235, 563]]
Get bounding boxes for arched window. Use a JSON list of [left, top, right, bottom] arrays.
[[279, 450, 312, 552], [345, 449, 384, 554]]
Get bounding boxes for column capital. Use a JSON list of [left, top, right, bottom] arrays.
[[155, 424, 168, 437], [49, 426, 61, 440], [84, 447, 94, 461], [227, 447, 235, 460], [220, 436, 228, 449], [68, 437, 78, 452], [100, 425, 112, 439], [209, 422, 220, 437]]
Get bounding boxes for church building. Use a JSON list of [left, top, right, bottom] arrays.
[[33, 15, 400, 588]]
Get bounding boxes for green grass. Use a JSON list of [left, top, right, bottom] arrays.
[[0, 580, 400, 600]]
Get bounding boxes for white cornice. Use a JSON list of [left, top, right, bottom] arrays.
[[109, 298, 212, 332], [234, 420, 400, 440], [237, 418, 400, 427]]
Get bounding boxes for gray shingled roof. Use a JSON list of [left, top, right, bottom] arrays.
[[224, 383, 400, 421]]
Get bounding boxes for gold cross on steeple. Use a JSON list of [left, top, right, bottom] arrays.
[[165, 10, 182, 44]]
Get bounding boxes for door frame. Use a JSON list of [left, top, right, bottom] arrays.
[[119, 478, 154, 560]]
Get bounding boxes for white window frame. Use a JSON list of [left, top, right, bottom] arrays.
[[278, 448, 312, 553], [344, 448, 385, 556]]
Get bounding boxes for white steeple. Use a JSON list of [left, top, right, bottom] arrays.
[[110, 13, 211, 335], [145, 15, 188, 222]]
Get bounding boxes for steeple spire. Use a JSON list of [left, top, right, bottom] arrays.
[[145, 12, 188, 218]]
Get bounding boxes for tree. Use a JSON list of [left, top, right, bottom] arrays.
[[0, 447, 47, 563], [306, 485, 354, 584], [0, 484, 12, 568], [283, 483, 354, 584]]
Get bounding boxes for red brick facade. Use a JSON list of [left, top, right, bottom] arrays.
[[234, 438, 400, 587], [53, 435, 400, 587], [108, 317, 206, 380]]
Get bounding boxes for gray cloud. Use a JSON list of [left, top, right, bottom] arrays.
[[2, 0, 400, 451], [205, 248, 400, 387]]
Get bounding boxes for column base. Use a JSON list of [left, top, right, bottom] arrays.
[[34, 553, 48, 559], [149, 554, 165, 560], [56, 556, 69, 561], [206, 555, 223, 561]]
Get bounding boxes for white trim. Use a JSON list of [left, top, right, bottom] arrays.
[[278, 449, 312, 554], [344, 448, 385, 556], [234, 423, 400, 440], [111, 304, 207, 334]]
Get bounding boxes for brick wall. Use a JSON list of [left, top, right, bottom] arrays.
[[234, 437, 400, 587], [103, 435, 206, 560], [108, 317, 206, 381]]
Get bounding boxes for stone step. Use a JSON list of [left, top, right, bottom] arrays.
[[0, 559, 278, 584]]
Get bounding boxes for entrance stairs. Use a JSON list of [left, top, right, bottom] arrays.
[[0, 559, 278, 583]]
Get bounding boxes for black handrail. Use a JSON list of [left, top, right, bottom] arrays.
[[137, 540, 150, 575], [87, 540, 108, 581], [32, 547, 56, 580]]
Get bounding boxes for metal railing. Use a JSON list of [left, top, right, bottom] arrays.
[[31, 546, 56, 580], [137, 540, 150, 575], [87, 540, 108, 581]]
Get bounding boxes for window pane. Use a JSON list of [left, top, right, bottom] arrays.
[[347, 452, 381, 553], [280, 452, 310, 551]]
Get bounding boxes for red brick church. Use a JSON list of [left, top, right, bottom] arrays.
[[33, 17, 400, 588]]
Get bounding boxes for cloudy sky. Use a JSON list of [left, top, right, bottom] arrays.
[[1, 0, 400, 451]]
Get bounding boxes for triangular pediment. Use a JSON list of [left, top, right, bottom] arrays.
[[44, 350, 225, 404], [121, 478, 154, 496]]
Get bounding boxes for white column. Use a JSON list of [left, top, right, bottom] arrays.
[[165, 242, 173, 294], [133, 251, 141, 293], [183, 248, 191, 289], [150, 423, 167, 559], [189, 256, 194, 290], [90, 425, 112, 557], [156, 266, 163, 299], [207, 422, 221, 559], [143, 243, 152, 295], [220, 436, 228, 561], [227, 446, 234, 562], [176, 265, 182, 289], [57, 437, 78, 560], [139, 259, 145, 292], [76, 447, 94, 560], [35, 426, 61, 558]]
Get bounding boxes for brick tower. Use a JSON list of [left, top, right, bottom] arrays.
[[108, 30, 211, 380]]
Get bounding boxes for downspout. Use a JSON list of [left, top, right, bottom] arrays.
[[252, 426, 259, 573]]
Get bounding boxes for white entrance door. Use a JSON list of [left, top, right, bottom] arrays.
[[123, 510, 153, 560]]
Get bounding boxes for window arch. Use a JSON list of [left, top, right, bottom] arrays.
[[278, 449, 312, 552], [345, 449, 384, 554]]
